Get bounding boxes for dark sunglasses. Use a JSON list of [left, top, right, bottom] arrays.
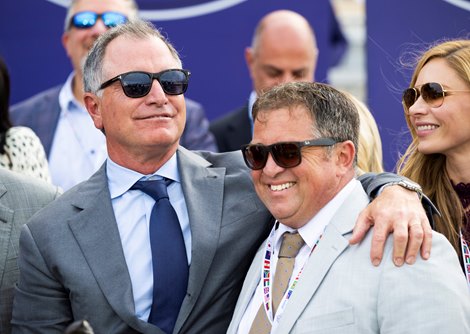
[[99, 69, 190, 98], [402, 82, 470, 110], [241, 138, 337, 170], [70, 11, 128, 29]]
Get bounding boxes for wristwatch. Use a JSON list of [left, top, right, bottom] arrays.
[[381, 180, 424, 200]]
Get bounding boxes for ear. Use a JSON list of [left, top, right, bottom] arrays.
[[62, 32, 72, 57], [84, 93, 104, 131], [244, 47, 255, 75], [334, 140, 355, 174]]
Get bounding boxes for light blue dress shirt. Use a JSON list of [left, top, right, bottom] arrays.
[[48, 72, 107, 191], [106, 153, 191, 321]]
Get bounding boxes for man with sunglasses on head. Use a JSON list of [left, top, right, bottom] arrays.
[[10, 0, 217, 192], [228, 82, 470, 334], [12, 19, 435, 334]]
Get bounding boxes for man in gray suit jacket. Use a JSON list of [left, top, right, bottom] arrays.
[[10, 0, 216, 191], [0, 169, 60, 334], [229, 82, 470, 334], [12, 20, 435, 334]]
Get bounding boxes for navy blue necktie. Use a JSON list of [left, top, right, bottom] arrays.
[[132, 179, 188, 334]]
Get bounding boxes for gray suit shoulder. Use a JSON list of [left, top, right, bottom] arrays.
[[0, 170, 59, 334], [0, 168, 59, 203], [196, 149, 243, 163], [192, 149, 249, 173]]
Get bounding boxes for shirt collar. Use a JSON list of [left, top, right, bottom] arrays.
[[274, 178, 359, 251], [58, 71, 86, 115], [106, 152, 181, 200]]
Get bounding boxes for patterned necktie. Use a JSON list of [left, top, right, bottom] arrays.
[[248, 232, 305, 334], [132, 179, 188, 334]]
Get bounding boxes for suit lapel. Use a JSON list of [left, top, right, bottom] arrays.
[[66, 165, 145, 331], [173, 147, 227, 332], [275, 183, 369, 333]]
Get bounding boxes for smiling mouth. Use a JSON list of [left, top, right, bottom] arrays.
[[416, 124, 438, 131], [269, 182, 295, 191], [139, 114, 173, 120]]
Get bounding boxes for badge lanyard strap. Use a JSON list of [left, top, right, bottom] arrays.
[[260, 227, 323, 331], [460, 231, 470, 290]]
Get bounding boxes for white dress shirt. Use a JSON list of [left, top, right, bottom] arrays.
[[48, 72, 107, 191], [106, 154, 191, 321], [237, 179, 359, 334]]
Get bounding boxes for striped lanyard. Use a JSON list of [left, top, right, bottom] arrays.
[[260, 227, 323, 331], [460, 231, 470, 290]]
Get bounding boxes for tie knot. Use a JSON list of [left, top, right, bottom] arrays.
[[131, 179, 171, 202], [278, 232, 305, 258]]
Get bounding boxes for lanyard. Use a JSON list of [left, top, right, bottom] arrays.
[[460, 231, 470, 290], [260, 227, 322, 332]]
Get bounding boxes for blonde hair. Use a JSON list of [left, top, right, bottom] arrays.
[[397, 39, 470, 253], [342, 91, 383, 174]]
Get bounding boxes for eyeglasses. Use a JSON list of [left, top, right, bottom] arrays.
[[70, 11, 128, 29], [99, 69, 191, 98], [241, 138, 337, 170], [402, 82, 470, 110]]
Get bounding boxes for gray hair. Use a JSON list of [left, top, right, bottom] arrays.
[[64, 0, 139, 32], [252, 81, 359, 163], [83, 19, 183, 95]]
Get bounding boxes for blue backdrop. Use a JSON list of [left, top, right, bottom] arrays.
[[1, 0, 469, 170]]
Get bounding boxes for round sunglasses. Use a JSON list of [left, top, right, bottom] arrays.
[[70, 11, 128, 29], [241, 138, 337, 170], [99, 69, 191, 98], [402, 82, 470, 110]]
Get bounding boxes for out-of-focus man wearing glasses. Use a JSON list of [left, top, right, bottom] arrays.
[[10, 0, 217, 192]]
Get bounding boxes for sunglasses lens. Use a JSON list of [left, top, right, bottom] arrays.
[[102, 12, 128, 28], [422, 82, 444, 107], [121, 72, 152, 98], [402, 88, 417, 109], [243, 145, 268, 170], [159, 70, 189, 95], [71, 12, 127, 29], [272, 143, 301, 168], [72, 12, 97, 29]]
